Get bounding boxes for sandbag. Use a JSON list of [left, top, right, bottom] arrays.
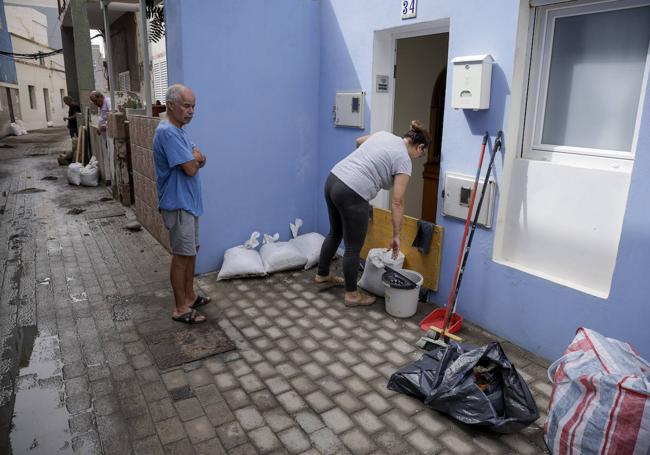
[[388, 342, 539, 433], [357, 247, 404, 296], [67, 162, 83, 186], [80, 157, 99, 187], [217, 232, 266, 280], [545, 328, 650, 455], [260, 233, 307, 273], [289, 233, 325, 270]]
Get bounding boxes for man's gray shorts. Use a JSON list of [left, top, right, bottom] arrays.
[[161, 209, 199, 256]]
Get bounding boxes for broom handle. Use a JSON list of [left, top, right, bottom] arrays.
[[442, 131, 503, 338], [441, 132, 488, 326]]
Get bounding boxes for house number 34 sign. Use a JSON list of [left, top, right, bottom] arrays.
[[401, 0, 417, 19]]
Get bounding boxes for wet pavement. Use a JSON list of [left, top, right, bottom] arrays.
[[0, 128, 551, 454]]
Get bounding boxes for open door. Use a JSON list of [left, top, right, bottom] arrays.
[[421, 67, 446, 223]]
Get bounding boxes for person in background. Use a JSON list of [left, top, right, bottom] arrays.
[[153, 84, 210, 324], [315, 120, 431, 307], [89, 90, 111, 134], [63, 96, 81, 138]]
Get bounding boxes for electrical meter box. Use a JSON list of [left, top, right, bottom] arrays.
[[334, 91, 365, 128], [451, 54, 493, 110], [442, 171, 496, 228]]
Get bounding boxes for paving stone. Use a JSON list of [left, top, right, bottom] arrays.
[[278, 427, 311, 454], [205, 402, 236, 427], [353, 409, 385, 434], [93, 394, 120, 416], [169, 385, 194, 401], [265, 376, 291, 394], [239, 373, 265, 393], [234, 406, 265, 431], [341, 428, 376, 455], [65, 376, 90, 396], [332, 391, 364, 414], [216, 421, 248, 450], [289, 375, 318, 395], [194, 383, 223, 406], [119, 391, 149, 418], [136, 365, 161, 384], [71, 429, 102, 454], [375, 430, 413, 455], [263, 408, 295, 433], [309, 427, 346, 455], [343, 376, 372, 395], [413, 410, 449, 435], [472, 434, 512, 454], [185, 416, 217, 444], [187, 367, 213, 388], [69, 410, 95, 435], [194, 437, 227, 455], [215, 372, 237, 391], [440, 431, 479, 455], [500, 433, 543, 454], [276, 362, 299, 378], [317, 376, 345, 395], [66, 392, 91, 413], [63, 360, 86, 379], [156, 417, 187, 445], [149, 398, 177, 422], [97, 413, 132, 454], [304, 390, 334, 413], [383, 409, 416, 435], [294, 410, 326, 434], [227, 442, 258, 455], [90, 378, 114, 397], [250, 389, 279, 412], [162, 369, 189, 390], [127, 413, 157, 440], [163, 438, 194, 455], [203, 357, 228, 374], [253, 361, 276, 379], [223, 388, 251, 410], [142, 380, 169, 402], [249, 426, 282, 453], [132, 434, 165, 455], [175, 397, 205, 421], [277, 390, 307, 414]]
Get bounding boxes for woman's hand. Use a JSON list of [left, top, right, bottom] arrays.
[[389, 236, 400, 260]]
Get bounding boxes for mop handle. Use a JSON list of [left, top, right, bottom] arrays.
[[442, 131, 503, 336], [441, 132, 488, 323]]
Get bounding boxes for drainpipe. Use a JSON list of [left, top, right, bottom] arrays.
[[100, 0, 116, 110], [139, 0, 152, 117]]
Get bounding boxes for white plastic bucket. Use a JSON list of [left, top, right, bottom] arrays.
[[383, 269, 423, 318]]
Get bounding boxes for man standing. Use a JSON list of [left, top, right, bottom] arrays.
[[63, 96, 81, 137], [89, 90, 111, 134], [153, 84, 209, 324]]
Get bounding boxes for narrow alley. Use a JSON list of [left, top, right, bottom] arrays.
[[0, 130, 550, 454]]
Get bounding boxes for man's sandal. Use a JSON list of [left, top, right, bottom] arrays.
[[190, 295, 211, 309], [172, 309, 206, 324]]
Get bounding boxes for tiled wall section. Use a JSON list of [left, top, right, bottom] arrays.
[[128, 115, 170, 251]]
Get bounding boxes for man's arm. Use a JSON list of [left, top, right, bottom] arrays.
[[389, 173, 410, 259], [178, 148, 205, 176]]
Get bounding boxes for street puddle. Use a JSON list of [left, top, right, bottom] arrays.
[[0, 326, 72, 454]]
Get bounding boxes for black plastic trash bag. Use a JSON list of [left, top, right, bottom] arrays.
[[387, 341, 539, 433]]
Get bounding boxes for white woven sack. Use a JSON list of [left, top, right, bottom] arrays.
[[289, 233, 325, 270], [67, 162, 83, 186], [260, 233, 307, 273], [217, 246, 265, 280], [357, 247, 405, 296], [80, 165, 99, 186]]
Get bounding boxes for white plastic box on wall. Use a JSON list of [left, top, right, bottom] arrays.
[[442, 171, 496, 228], [451, 54, 493, 110], [334, 91, 365, 128]]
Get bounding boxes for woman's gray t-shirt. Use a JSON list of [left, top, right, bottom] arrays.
[[331, 131, 411, 201]]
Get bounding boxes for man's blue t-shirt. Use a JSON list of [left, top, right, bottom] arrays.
[[152, 121, 203, 216]]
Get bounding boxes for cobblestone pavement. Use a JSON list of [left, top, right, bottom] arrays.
[[0, 129, 550, 454]]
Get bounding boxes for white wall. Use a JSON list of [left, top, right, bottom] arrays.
[[7, 6, 67, 130], [393, 33, 448, 219]]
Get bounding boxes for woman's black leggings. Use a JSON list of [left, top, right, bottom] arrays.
[[318, 173, 370, 292]]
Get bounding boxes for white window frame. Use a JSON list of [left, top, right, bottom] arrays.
[[522, 0, 650, 162]]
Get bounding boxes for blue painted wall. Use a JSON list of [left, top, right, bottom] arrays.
[[167, 0, 650, 360], [0, 0, 17, 84], [317, 0, 649, 361], [165, 0, 321, 274]]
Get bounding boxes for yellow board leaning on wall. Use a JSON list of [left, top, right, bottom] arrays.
[[360, 207, 443, 291]]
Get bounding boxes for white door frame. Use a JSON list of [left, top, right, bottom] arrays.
[[369, 18, 450, 209]]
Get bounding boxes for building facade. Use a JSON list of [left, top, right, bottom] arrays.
[[6, 4, 66, 130], [165, 0, 650, 361], [0, 0, 19, 137]]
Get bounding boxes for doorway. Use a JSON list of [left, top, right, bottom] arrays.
[[6, 88, 15, 122], [392, 33, 448, 222], [42, 88, 51, 122]]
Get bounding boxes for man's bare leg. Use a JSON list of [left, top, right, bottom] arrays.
[[171, 254, 205, 320], [185, 254, 197, 303]]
